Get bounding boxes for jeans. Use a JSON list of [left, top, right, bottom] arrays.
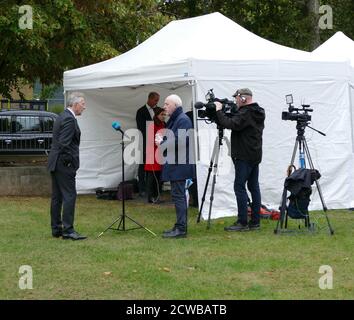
[[171, 180, 188, 232], [233, 158, 261, 225]]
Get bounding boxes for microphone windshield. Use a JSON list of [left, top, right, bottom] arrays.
[[112, 121, 121, 130], [194, 101, 205, 109]]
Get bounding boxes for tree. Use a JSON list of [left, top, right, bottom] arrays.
[[160, 0, 354, 50], [318, 0, 354, 45], [0, 0, 171, 98]]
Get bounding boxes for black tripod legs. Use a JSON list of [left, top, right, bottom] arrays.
[[197, 135, 221, 226]]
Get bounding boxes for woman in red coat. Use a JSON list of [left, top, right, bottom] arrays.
[[144, 107, 166, 203]]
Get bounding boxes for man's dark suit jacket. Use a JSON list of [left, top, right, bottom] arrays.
[[47, 109, 81, 172], [136, 104, 153, 162]]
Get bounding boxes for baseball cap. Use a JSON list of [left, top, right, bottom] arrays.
[[232, 88, 253, 97]]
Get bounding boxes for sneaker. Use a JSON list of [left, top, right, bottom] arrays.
[[224, 223, 249, 232], [248, 222, 260, 230]]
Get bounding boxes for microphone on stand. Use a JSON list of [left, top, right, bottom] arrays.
[[112, 121, 129, 139]]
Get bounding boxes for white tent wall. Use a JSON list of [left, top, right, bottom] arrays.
[[63, 13, 354, 218], [70, 60, 354, 217], [350, 84, 354, 208], [194, 61, 353, 220], [74, 83, 194, 193], [312, 31, 354, 208]]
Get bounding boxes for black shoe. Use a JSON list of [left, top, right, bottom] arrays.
[[52, 230, 62, 238], [163, 226, 177, 234], [248, 222, 260, 230], [62, 231, 87, 240], [224, 223, 249, 232], [162, 229, 187, 239]]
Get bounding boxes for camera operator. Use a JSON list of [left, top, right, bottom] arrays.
[[214, 88, 265, 231]]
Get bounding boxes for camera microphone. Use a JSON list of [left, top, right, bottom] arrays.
[[194, 101, 205, 109]]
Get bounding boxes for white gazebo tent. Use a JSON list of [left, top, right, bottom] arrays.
[[64, 13, 354, 219], [312, 31, 354, 207]]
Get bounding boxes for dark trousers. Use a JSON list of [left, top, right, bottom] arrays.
[[188, 178, 198, 207], [50, 162, 77, 234], [233, 158, 261, 226], [138, 163, 146, 195], [171, 180, 187, 232], [146, 170, 161, 201]]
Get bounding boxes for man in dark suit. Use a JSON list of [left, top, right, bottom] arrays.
[[135, 92, 160, 197], [47, 92, 87, 240]]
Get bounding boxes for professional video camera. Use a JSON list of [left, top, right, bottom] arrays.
[[194, 89, 237, 122], [282, 94, 313, 122]]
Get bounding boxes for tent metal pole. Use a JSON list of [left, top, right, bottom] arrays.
[[191, 80, 200, 162], [63, 90, 67, 109], [349, 83, 354, 153]]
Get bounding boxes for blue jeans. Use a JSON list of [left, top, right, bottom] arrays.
[[233, 158, 261, 226], [171, 180, 187, 232]]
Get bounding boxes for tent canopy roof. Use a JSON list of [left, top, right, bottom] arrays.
[[64, 12, 349, 91], [313, 32, 354, 66]]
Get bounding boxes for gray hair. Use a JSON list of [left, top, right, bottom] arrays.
[[166, 94, 182, 107], [67, 92, 85, 108]]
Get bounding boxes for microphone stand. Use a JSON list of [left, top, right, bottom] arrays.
[[97, 130, 156, 238]]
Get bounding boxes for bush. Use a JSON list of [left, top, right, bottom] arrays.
[[50, 104, 64, 114]]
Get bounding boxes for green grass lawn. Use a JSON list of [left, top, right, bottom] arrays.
[[0, 194, 353, 300]]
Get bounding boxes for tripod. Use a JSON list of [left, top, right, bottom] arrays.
[[97, 131, 156, 238], [197, 126, 228, 229], [274, 121, 334, 235]]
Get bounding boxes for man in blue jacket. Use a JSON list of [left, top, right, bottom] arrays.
[[156, 94, 195, 238]]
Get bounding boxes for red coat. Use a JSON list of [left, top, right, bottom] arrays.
[[144, 121, 165, 171]]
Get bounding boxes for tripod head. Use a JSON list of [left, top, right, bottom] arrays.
[[295, 120, 308, 138], [295, 120, 326, 140]]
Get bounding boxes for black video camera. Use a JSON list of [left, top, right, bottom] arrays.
[[194, 89, 237, 122], [282, 94, 313, 122]]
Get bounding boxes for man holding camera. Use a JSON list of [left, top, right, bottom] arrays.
[[214, 88, 265, 231]]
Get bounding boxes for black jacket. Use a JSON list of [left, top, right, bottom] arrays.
[[136, 105, 153, 161], [285, 168, 321, 196], [47, 109, 81, 172], [216, 103, 265, 164]]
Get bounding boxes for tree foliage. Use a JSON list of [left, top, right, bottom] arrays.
[[319, 0, 354, 41], [0, 0, 170, 98], [1, 0, 353, 98], [160, 0, 353, 50]]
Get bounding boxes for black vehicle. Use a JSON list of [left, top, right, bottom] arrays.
[[0, 110, 58, 155]]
